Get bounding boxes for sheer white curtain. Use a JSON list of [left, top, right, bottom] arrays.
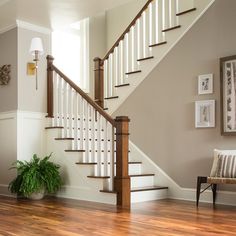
[[52, 18, 89, 92]]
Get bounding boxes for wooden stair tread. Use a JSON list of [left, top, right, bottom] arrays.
[[55, 138, 74, 140], [131, 186, 168, 192], [162, 25, 181, 32], [65, 150, 85, 152], [115, 83, 130, 88], [129, 174, 155, 177], [176, 7, 196, 16], [149, 41, 167, 48], [75, 161, 142, 165], [105, 96, 119, 100], [137, 56, 154, 62], [126, 70, 141, 75], [45, 126, 63, 129], [87, 176, 110, 179], [100, 190, 117, 194]]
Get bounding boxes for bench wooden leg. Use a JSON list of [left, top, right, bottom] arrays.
[[196, 176, 207, 207], [212, 184, 217, 205]]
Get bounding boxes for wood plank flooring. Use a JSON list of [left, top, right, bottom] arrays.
[[0, 196, 235, 236]]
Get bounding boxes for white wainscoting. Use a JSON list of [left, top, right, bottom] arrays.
[[17, 110, 47, 161], [0, 111, 17, 196], [0, 110, 47, 196]]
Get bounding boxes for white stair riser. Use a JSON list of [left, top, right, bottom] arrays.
[[128, 164, 141, 175], [131, 176, 154, 188], [131, 189, 168, 203]]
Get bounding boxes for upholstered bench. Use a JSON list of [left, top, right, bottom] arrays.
[[196, 149, 236, 206]]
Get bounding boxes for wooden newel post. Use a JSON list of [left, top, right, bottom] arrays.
[[47, 55, 54, 118], [114, 116, 131, 209], [94, 57, 104, 108]]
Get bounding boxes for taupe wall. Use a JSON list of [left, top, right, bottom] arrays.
[[89, 13, 106, 98], [115, 0, 236, 188], [0, 28, 17, 112], [17, 27, 51, 113], [105, 0, 146, 50]]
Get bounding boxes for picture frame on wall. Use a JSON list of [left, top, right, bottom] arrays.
[[198, 74, 213, 95], [220, 55, 236, 135], [195, 100, 215, 128]]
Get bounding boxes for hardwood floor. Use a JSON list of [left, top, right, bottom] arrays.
[[0, 196, 235, 236]]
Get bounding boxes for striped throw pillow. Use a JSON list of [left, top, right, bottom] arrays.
[[217, 154, 236, 178]]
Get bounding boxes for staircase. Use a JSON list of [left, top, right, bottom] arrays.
[[45, 0, 215, 207], [94, 0, 215, 114]]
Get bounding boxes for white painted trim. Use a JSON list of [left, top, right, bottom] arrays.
[[130, 140, 236, 206], [0, 184, 13, 197], [0, 23, 17, 34], [56, 185, 116, 205], [16, 20, 51, 35]]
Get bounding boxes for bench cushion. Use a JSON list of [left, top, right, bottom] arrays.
[[217, 154, 236, 178], [210, 149, 236, 177]]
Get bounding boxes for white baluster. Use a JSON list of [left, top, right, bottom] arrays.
[[74, 93, 79, 150], [109, 54, 114, 97], [127, 31, 132, 73], [79, 97, 84, 153], [90, 108, 96, 163], [163, 0, 170, 30], [157, 0, 164, 43], [103, 119, 108, 177], [53, 72, 58, 126], [96, 113, 102, 176], [123, 33, 128, 75], [137, 18, 143, 60], [63, 81, 68, 138], [119, 41, 124, 85], [109, 125, 115, 191], [114, 47, 118, 87], [58, 76, 63, 128], [104, 59, 108, 98], [84, 101, 90, 162], [150, 1, 156, 46], [65, 83, 70, 137], [68, 88, 74, 138], [170, 0, 177, 27]]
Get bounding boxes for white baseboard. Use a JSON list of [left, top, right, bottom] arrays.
[[0, 184, 13, 197], [56, 185, 116, 205]]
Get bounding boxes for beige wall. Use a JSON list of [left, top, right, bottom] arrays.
[[106, 0, 146, 50], [115, 0, 236, 188], [0, 28, 17, 112], [17, 27, 51, 113], [89, 13, 106, 98]]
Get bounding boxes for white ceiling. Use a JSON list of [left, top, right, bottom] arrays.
[[0, 0, 134, 30]]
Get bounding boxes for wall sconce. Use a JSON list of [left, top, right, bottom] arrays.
[[27, 37, 44, 90]]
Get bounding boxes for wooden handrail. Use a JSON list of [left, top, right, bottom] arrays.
[[52, 65, 116, 127], [102, 0, 153, 61]]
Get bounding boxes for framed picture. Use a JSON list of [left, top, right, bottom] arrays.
[[220, 55, 236, 135], [198, 74, 213, 94], [195, 100, 215, 128]]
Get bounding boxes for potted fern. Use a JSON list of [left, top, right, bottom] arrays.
[[9, 153, 62, 200]]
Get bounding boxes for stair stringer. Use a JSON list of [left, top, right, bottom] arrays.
[[45, 128, 116, 205], [105, 0, 215, 114]]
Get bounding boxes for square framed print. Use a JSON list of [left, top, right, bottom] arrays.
[[198, 74, 213, 95], [220, 55, 236, 135], [195, 100, 215, 128]]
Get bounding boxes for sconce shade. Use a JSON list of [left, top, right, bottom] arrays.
[[29, 37, 44, 55]]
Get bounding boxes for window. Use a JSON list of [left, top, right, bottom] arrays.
[[52, 18, 89, 92]]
